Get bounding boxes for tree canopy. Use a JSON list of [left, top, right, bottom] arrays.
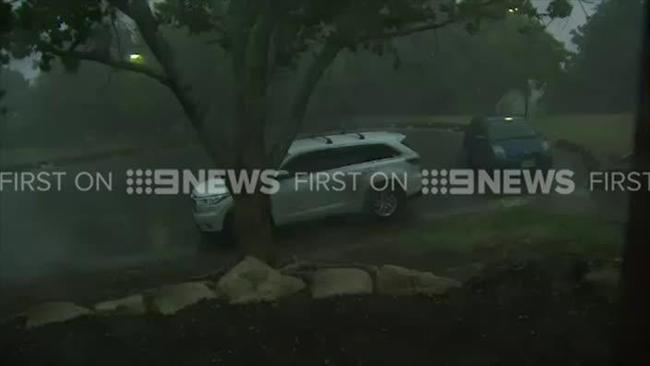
[[1, 1, 572, 146], [544, 0, 645, 113], [317, 13, 566, 116]]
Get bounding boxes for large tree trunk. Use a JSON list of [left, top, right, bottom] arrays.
[[230, 93, 275, 262], [231, 191, 274, 262], [228, 4, 277, 262]]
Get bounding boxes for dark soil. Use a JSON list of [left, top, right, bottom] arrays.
[[0, 259, 617, 366]]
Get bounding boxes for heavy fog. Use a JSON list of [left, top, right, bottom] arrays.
[[1, 0, 642, 288]]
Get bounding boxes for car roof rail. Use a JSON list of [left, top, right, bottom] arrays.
[[334, 129, 366, 140], [311, 135, 333, 144], [307, 130, 365, 144]]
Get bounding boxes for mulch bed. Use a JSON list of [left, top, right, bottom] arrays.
[[0, 259, 617, 366]]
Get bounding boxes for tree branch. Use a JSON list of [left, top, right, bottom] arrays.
[[360, 0, 503, 42], [110, 0, 226, 165], [361, 18, 458, 42], [271, 40, 342, 164], [44, 45, 171, 86], [577, 0, 591, 19]]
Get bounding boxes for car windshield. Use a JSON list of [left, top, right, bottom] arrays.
[[487, 121, 537, 140]]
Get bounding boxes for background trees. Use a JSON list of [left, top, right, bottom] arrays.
[[544, 0, 645, 113], [310, 13, 566, 118]]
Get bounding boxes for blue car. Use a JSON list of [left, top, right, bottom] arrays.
[[463, 116, 553, 169]]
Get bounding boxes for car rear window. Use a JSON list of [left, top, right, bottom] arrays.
[[487, 121, 536, 141]]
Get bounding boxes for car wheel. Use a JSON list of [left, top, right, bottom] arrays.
[[366, 186, 405, 219]]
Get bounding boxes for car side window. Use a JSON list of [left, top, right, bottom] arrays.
[[282, 151, 318, 173], [324, 145, 400, 168], [282, 150, 340, 173], [351, 144, 400, 164], [282, 144, 400, 174]]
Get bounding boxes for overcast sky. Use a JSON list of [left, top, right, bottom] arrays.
[[537, 0, 602, 51]]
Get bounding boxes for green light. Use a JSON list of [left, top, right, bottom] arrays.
[[505, 117, 514, 122], [129, 54, 144, 63]]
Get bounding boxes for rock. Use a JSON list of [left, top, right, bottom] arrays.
[[147, 282, 217, 315], [311, 268, 373, 299], [377, 265, 461, 297], [21, 302, 91, 329], [94, 294, 147, 315], [218, 257, 306, 304]]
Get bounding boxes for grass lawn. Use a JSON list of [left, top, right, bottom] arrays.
[[398, 206, 624, 262], [531, 114, 635, 159], [405, 115, 473, 125]]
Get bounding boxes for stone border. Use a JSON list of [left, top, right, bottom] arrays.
[[6, 257, 463, 330]]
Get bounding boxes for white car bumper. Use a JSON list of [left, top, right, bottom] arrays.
[[192, 200, 232, 232]]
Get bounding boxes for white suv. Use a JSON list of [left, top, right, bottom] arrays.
[[192, 131, 422, 240]]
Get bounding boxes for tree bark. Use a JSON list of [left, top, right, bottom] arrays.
[[230, 94, 275, 262], [231, 191, 274, 262], [228, 2, 276, 262]]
